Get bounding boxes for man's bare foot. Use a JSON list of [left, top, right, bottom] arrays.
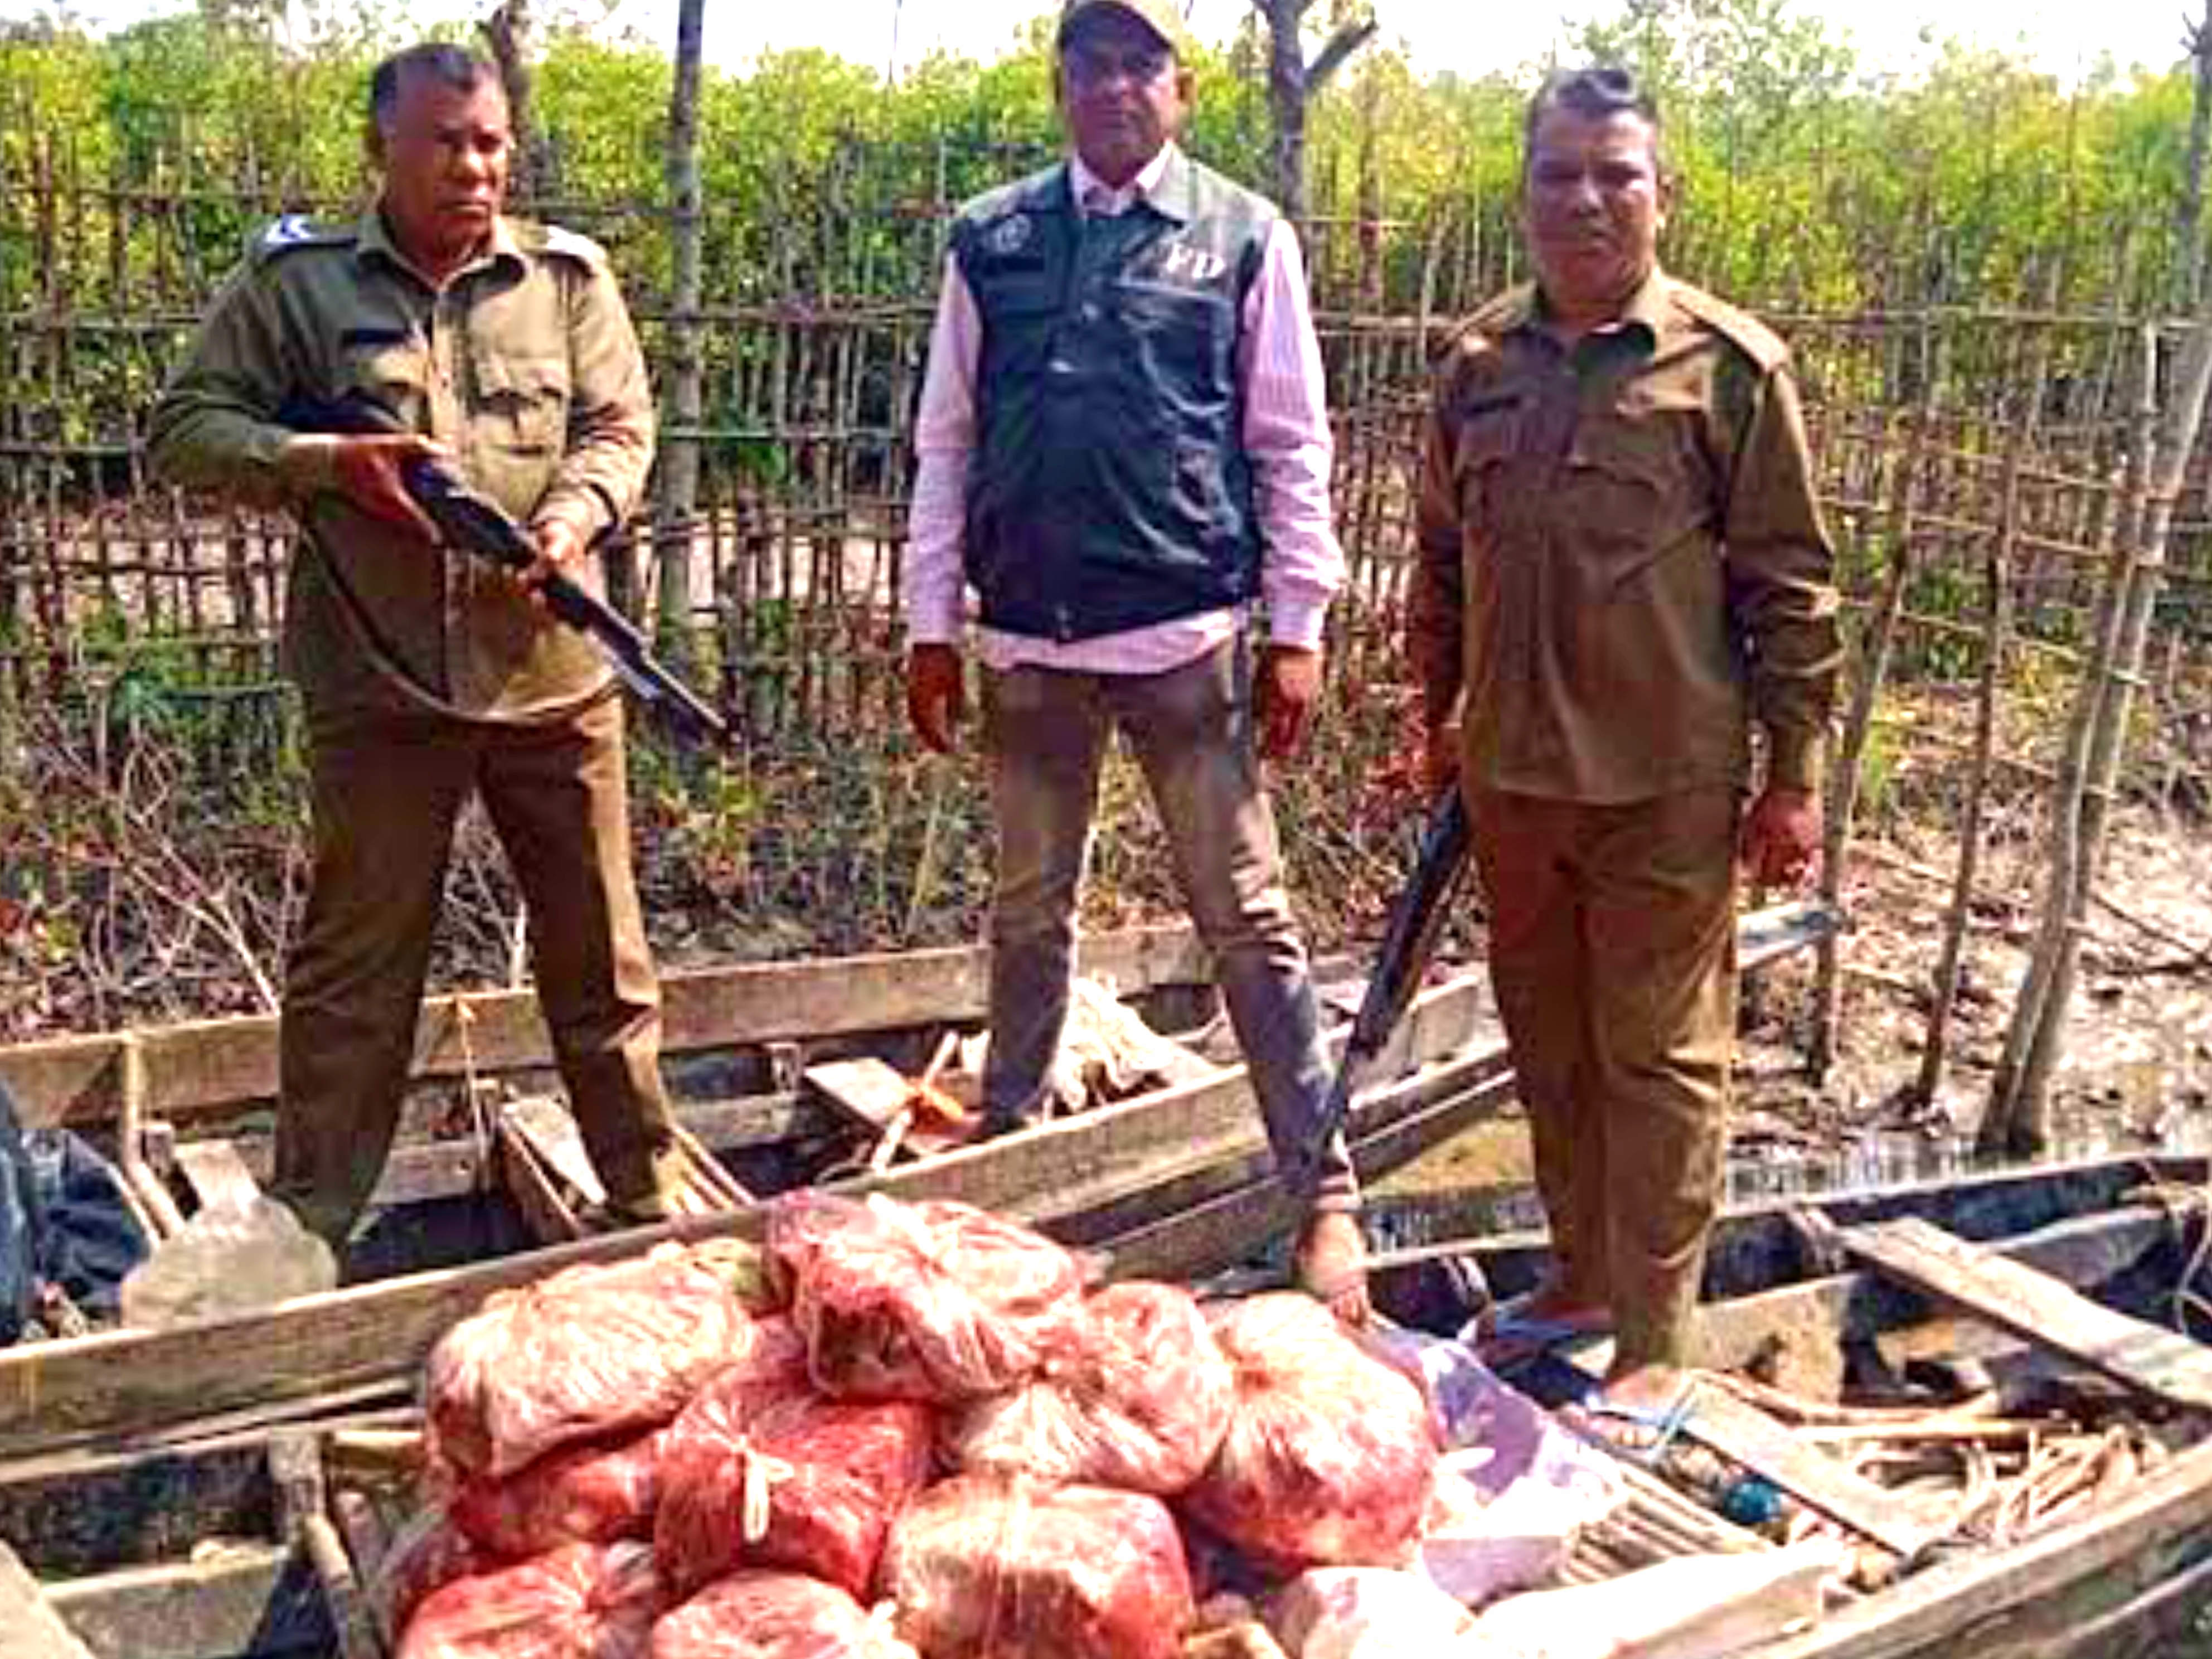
[[1294, 1210, 1371, 1326]]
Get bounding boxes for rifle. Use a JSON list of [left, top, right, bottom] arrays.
[[1291, 788, 1472, 1200], [280, 391, 730, 748]]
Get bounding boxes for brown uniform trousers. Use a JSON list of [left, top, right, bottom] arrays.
[[1408, 271, 1842, 1368], [148, 210, 678, 1243], [282, 695, 677, 1244], [1470, 785, 1738, 1367]]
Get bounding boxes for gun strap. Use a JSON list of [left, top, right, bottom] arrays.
[[298, 518, 602, 729]]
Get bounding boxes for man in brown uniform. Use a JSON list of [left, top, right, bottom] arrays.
[[148, 43, 682, 1247], [1409, 66, 1842, 1418]]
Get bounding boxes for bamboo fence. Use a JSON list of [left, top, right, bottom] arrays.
[[3, 117, 2209, 1110]]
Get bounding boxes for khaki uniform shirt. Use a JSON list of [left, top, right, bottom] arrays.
[[1409, 270, 1842, 802], [148, 210, 654, 725]]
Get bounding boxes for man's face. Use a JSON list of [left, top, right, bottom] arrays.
[[1056, 9, 1191, 187], [374, 70, 512, 274], [1522, 107, 1668, 322]]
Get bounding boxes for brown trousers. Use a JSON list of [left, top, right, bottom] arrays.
[[980, 644, 1359, 1212], [1469, 785, 1739, 1367], [276, 693, 677, 1244]]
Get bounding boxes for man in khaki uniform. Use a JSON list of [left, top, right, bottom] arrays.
[[148, 42, 681, 1246], [1409, 66, 1842, 1418]]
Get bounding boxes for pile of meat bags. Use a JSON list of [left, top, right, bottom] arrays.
[[382, 1192, 1444, 1658]]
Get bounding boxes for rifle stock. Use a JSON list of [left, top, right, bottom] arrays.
[[280, 391, 730, 749], [1295, 789, 1471, 1200]]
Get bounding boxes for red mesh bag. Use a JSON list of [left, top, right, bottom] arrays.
[[648, 1571, 918, 1658], [1180, 1294, 1440, 1570], [654, 1379, 934, 1597], [768, 1194, 1086, 1403], [879, 1474, 1194, 1659], [426, 1250, 752, 1478], [944, 1280, 1233, 1494], [450, 1430, 667, 1559], [397, 1541, 662, 1659], [372, 1508, 493, 1639]]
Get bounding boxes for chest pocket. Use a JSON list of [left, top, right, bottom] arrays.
[[1561, 406, 1707, 588], [1108, 279, 1235, 389], [339, 342, 429, 426], [473, 352, 571, 453], [1452, 398, 1522, 538]]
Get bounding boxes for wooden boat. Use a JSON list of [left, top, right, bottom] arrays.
[[5, 1146, 2208, 1659], [0, 902, 1837, 1470]]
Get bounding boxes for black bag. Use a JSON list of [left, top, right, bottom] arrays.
[[0, 1080, 151, 1343]]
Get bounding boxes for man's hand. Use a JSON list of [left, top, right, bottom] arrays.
[[1255, 644, 1323, 762], [524, 516, 590, 601], [1739, 785, 1822, 890], [283, 434, 444, 543], [906, 643, 966, 755]]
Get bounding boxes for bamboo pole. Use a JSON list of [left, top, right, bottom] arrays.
[[1914, 428, 2019, 1108], [1811, 397, 1933, 1081]]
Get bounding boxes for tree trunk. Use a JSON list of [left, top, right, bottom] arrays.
[[2181, 6, 2212, 308], [1984, 309, 2209, 1152], [1257, 0, 1310, 225], [1250, 0, 1377, 228], [651, 0, 707, 671], [479, 1, 556, 203]]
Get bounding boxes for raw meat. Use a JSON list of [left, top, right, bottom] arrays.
[[649, 1571, 918, 1658], [450, 1430, 667, 1559], [372, 1507, 493, 1638], [880, 1474, 1195, 1659], [944, 1280, 1233, 1493], [1182, 1294, 1440, 1570], [425, 1250, 753, 1478], [768, 1193, 1087, 1402], [397, 1540, 662, 1659], [655, 1380, 933, 1597]]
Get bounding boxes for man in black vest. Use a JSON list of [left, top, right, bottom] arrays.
[[904, 0, 1366, 1316]]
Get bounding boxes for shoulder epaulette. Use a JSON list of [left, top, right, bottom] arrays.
[[521, 221, 610, 268], [250, 214, 353, 263], [1671, 284, 1789, 373], [1440, 284, 1535, 356]]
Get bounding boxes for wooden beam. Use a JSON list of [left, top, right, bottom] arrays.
[[1755, 1439, 2212, 1659], [42, 1548, 328, 1659], [0, 1542, 95, 1659], [0, 928, 1205, 1131], [1842, 1215, 2212, 1412], [1637, 1379, 1951, 1556]]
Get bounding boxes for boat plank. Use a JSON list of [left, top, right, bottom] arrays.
[[1842, 1215, 2212, 1412], [42, 1548, 327, 1659], [0, 929, 1205, 1131], [0, 1542, 96, 1659], [1657, 1382, 1951, 1556], [1755, 1438, 2212, 1659]]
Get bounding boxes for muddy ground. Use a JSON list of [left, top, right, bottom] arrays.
[[1382, 797, 2212, 1197]]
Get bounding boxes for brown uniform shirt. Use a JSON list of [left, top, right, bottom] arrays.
[[148, 210, 654, 725], [1409, 270, 1842, 802]]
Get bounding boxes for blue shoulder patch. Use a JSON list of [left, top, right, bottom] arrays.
[[253, 215, 350, 261]]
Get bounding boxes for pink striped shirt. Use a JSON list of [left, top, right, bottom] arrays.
[[905, 145, 1345, 675]]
